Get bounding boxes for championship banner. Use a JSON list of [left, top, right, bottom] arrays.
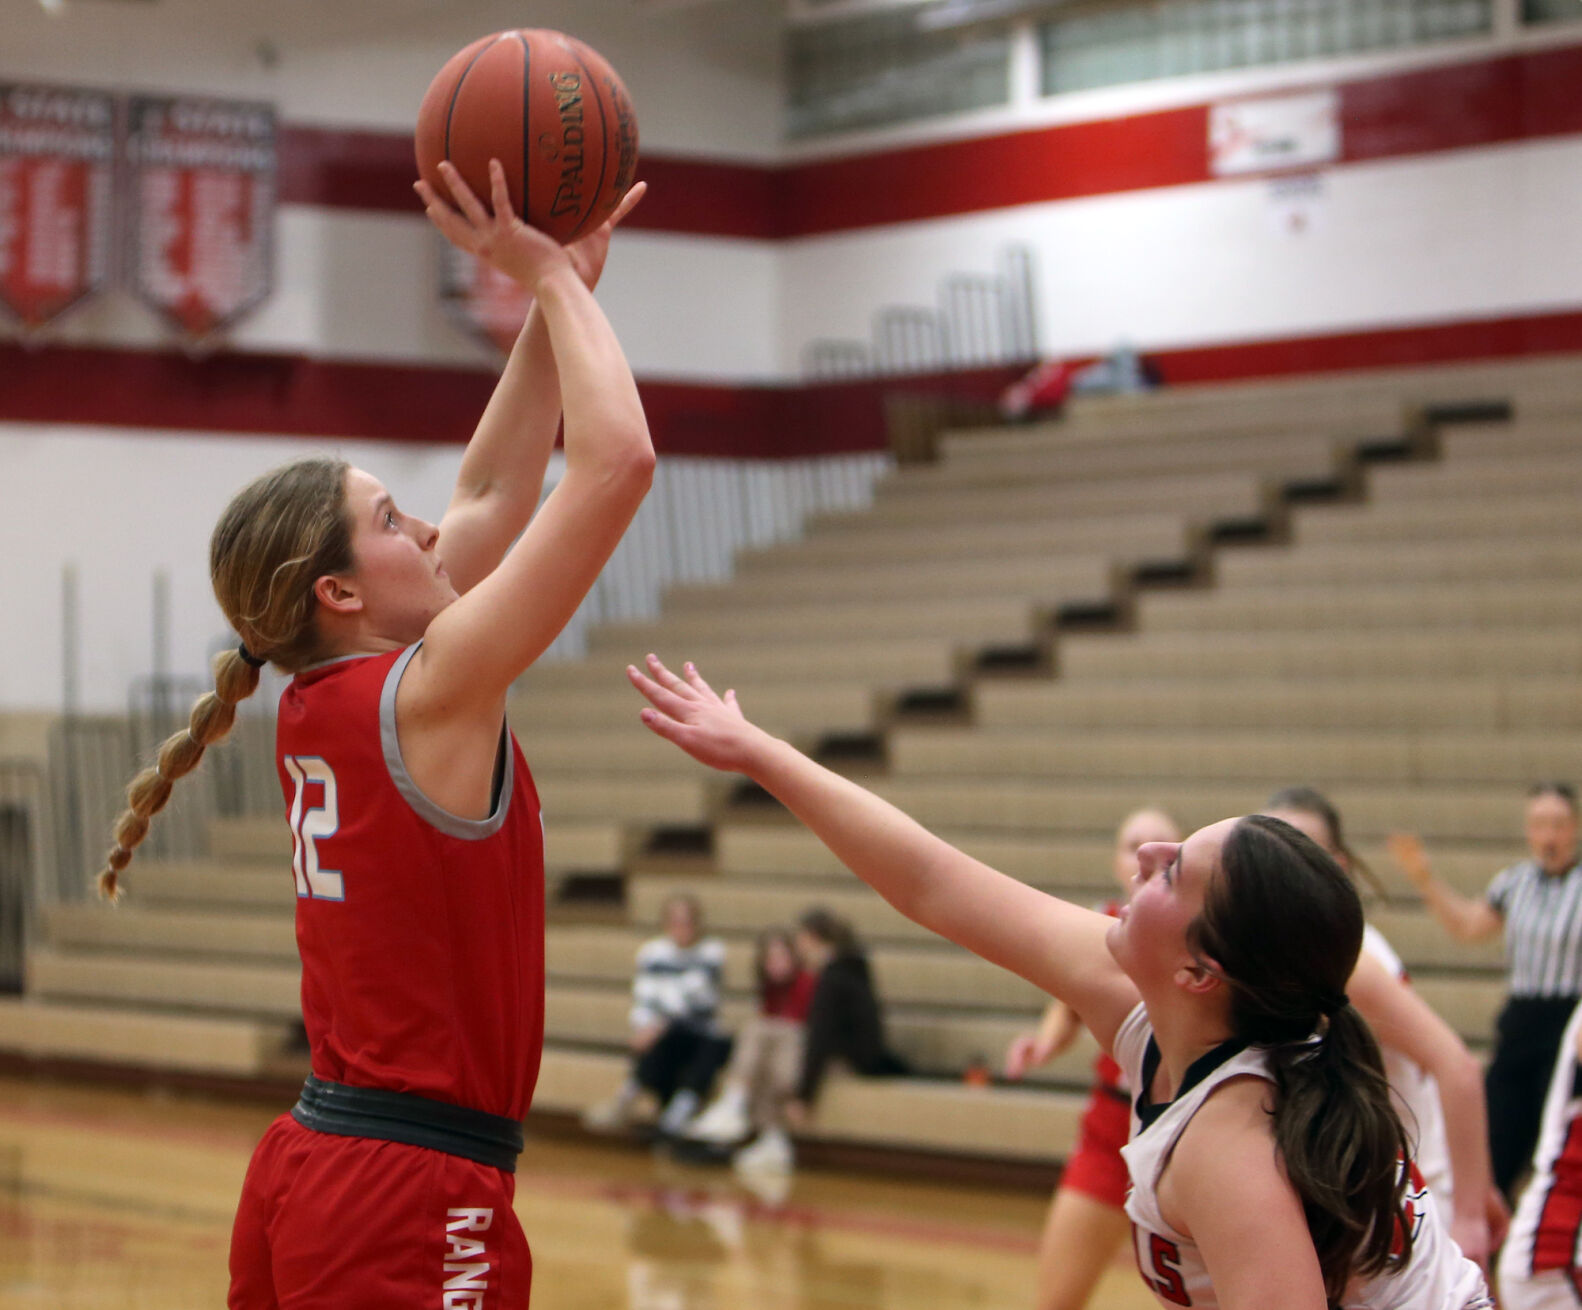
[[439, 242, 532, 355], [1210, 89, 1340, 177], [0, 83, 116, 329], [125, 96, 276, 338]]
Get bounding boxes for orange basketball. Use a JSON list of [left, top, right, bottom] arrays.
[[415, 29, 639, 244]]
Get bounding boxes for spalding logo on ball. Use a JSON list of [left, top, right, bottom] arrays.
[[416, 29, 639, 244]]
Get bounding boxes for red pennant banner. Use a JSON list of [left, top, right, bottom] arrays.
[[125, 96, 276, 338], [439, 241, 532, 356], [0, 83, 116, 329]]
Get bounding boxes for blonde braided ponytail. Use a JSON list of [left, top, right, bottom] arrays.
[[97, 456, 352, 900], [99, 649, 262, 900]]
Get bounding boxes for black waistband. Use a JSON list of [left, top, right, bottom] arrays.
[[291, 1074, 523, 1172]]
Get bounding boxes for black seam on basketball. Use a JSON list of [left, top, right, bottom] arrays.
[[516, 31, 531, 221], [444, 34, 501, 168], [564, 44, 608, 241]]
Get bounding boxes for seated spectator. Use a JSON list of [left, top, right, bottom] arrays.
[[684, 927, 817, 1158], [583, 893, 731, 1137], [743, 908, 906, 1174]]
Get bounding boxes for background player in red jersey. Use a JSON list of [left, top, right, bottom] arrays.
[[1001, 807, 1180, 1310], [97, 160, 652, 1309]]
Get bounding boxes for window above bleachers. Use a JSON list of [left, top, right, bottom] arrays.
[[1038, 0, 1492, 96]]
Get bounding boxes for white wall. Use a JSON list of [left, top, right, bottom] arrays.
[[28, 207, 783, 380], [777, 135, 1582, 370], [0, 426, 468, 712], [0, 0, 785, 158]]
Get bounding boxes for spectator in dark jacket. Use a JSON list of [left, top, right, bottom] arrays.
[[781, 908, 907, 1150]]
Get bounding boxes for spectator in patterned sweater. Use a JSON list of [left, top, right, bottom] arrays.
[[583, 893, 731, 1136]]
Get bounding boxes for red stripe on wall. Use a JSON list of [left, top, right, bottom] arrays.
[[277, 124, 788, 240], [4, 310, 1580, 457], [275, 43, 1582, 237]]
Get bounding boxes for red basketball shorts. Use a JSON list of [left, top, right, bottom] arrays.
[[1058, 1084, 1131, 1209], [229, 1112, 531, 1309]]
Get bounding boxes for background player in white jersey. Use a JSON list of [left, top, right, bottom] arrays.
[[1496, 998, 1582, 1310], [627, 656, 1492, 1310], [1263, 786, 1505, 1268]]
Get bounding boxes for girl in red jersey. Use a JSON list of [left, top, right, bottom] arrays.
[[627, 656, 1493, 1310], [1001, 807, 1180, 1310], [98, 161, 653, 1310]]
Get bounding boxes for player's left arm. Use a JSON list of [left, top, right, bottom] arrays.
[[1162, 1077, 1329, 1310], [423, 169, 647, 594], [1347, 949, 1497, 1266]]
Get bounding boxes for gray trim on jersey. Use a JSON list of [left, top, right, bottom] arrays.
[[379, 641, 513, 841]]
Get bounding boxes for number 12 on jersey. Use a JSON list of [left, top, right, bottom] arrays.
[[285, 755, 345, 901]]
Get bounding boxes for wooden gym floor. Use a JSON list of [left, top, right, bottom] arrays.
[[0, 1073, 1158, 1309]]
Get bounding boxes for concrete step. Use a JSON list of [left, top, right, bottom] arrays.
[[1216, 538, 1582, 588], [891, 429, 1346, 491], [587, 594, 1042, 652], [1295, 494, 1579, 546], [0, 996, 292, 1077], [973, 675, 1582, 734], [736, 516, 1194, 573], [889, 725, 1582, 789], [1136, 580, 1582, 633], [857, 776, 1535, 844], [662, 554, 1117, 611], [511, 681, 881, 740], [27, 949, 302, 1020], [1057, 629, 1582, 681]]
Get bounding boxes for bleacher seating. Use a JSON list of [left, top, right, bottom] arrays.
[[3, 353, 1580, 1172]]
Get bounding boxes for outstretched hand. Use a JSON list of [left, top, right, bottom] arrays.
[[627, 655, 762, 775], [1386, 832, 1433, 893]]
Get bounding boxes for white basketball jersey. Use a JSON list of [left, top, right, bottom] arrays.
[[1364, 924, 1453, 1210], [1499, 999, 1582, 1301], [1113, 1005, 1491, 1310]]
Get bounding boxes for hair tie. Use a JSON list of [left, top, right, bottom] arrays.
[[1319, 991, 1350, 1017], [237, 643, 267, 669]]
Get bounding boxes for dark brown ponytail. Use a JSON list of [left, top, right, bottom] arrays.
[[1189, 815, 1412, 1305]]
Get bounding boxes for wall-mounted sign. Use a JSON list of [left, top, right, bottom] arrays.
[[0, 83, 116, 329], [1211, 89, 1340, 177], [125, 96, 276, 338]]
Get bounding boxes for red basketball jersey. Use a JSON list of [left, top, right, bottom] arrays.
[[275, 643, 545, 1120]]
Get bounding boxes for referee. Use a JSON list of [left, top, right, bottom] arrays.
[[1389, 782, 1582, 1200]]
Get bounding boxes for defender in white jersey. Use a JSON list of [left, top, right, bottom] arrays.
[[628, 658, 1494, 1310], [1498, 998, 1582, 1310], [1116, 1004, 1492, 1310]]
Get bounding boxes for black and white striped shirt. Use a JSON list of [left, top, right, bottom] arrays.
[[1487, 858, 1582, 998], [628, 934, 727, 1034]]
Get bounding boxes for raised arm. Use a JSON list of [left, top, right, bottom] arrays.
[[409, 165, 654, 711], [1347, 949, 1501, 1267], [417, 163, 647, 595], [628, 657, 1141, 1052], [1387, 834, 1502, 943]]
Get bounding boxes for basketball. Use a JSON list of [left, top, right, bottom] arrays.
[[415, 29, 639, 244]]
